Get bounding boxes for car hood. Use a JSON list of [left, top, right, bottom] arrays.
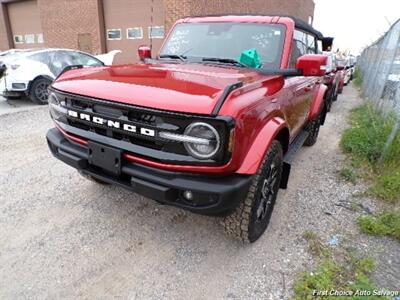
[[52, 62, 269, 115]]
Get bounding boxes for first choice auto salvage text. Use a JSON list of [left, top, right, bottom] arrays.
[[313, 289, 399, 297]]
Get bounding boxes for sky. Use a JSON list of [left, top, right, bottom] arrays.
[[313, 0, 400, 55]]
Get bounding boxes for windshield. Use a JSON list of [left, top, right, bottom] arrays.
[[160, 22, 285, 68]]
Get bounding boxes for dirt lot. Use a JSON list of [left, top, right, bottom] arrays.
[[0, 88, 398, 299]]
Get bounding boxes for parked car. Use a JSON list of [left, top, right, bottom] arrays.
[[343, 61, 353, 86], [347, 55, 357, 81], [0, 49, 33, 58], [323, 51, 341, 111], [46, 15, 329, 243], [336, 58, 347, 94], [384, 60, 400, 100], [0, 49, 119, 104]]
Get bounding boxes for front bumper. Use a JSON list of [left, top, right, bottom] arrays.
[[0, 75, 29, 97], [46, 128, 252, 215]]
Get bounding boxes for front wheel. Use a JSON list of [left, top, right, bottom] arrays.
[[29, 77, 52, 105], [222, 141, 283, 243], [332, 85, 339, 101], [326, 91, 333, 112], [304, 113, 322, 147]]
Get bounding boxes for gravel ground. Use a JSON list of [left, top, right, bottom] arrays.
[[0, 96, 42, 116], [0, 87, 398, 299]]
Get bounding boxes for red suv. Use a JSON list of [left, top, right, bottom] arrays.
[[323, 51, 341, 111], [47, 15, 329, 242]]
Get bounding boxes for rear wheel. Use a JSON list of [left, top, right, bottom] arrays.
[[222, 141, 283, 243], [29, 77, 52, 105]]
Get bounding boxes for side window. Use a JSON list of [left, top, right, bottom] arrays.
[[306, 34, 316, 54], [73, 52, 103, 67], [28, 52, 51, 65], [317, 40, 323, 54], [50, 51, 103, 76], [290, 30, 307, 68], [49, 51, 70, 75]]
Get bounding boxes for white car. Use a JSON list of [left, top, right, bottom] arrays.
[[0, 48, 120, 104]]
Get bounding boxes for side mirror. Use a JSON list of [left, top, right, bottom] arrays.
[[336, 65, 345, 71], [138, 46, 151, 61], [321, 37, 334, 51], [296, 54, 328, 76]]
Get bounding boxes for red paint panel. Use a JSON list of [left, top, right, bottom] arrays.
[[53, 63, 272, 115], [309, 84, 327, 121], [236, 117, 287, 174]]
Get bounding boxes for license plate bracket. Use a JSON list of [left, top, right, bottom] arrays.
[[88, 141, 122, 175]]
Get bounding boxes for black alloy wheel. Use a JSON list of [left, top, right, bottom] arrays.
[[29, 78, 52, 105]]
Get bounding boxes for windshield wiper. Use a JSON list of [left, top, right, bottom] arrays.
[[159, 54, 187, 62], [202, 57, 247, 67]]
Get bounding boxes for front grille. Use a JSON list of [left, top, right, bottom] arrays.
[[53, 90, 233, 165], [63, 96, 179, 152]]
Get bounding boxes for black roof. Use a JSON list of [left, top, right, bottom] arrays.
[[286, 15, 324, 39], [185, 14, 324, 39]]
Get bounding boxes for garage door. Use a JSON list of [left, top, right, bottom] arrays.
[[7, 0, 43, 49], [103, 0, 165, 64]]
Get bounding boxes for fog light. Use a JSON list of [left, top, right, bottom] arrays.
[[12, 83, 26, 90], [183, 190, 193, 201]]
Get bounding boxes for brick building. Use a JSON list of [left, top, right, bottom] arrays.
[[0, 0, 315, 63]]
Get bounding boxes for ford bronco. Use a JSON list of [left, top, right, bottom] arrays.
[[46, 15, 330, 242]]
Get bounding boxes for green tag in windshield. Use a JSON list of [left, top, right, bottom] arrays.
[[238, 48, 262, 69]]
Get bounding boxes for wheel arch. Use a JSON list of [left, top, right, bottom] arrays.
[[309, 84, 328, 122], [274, 126, 290, 154], [236, 116, 289, 175], [27, 75, 54, 94]]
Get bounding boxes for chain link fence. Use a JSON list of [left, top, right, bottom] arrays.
[[357, 19, 400, 158], [358, 19, 400, 116]]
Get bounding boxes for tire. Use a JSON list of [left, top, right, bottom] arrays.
[[29, 77, 52, 105], [78, 171, 110, 185], [332, 87, 338, 101], [327, 99, 332, 112], [222, 141, 283, 243], [304, 112, 322, 147], [326, 90, 333, 112]]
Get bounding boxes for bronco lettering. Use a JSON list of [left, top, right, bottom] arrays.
[[67, 110, 155, 137]]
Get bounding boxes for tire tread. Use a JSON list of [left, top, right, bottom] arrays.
[[222, 141, 282, 243]]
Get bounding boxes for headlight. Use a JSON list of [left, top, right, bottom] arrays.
[[48, 92, 67, 120], [159, 122, 221, 159], [10, 64, 20, 70], [183, 122, 220, 159]]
